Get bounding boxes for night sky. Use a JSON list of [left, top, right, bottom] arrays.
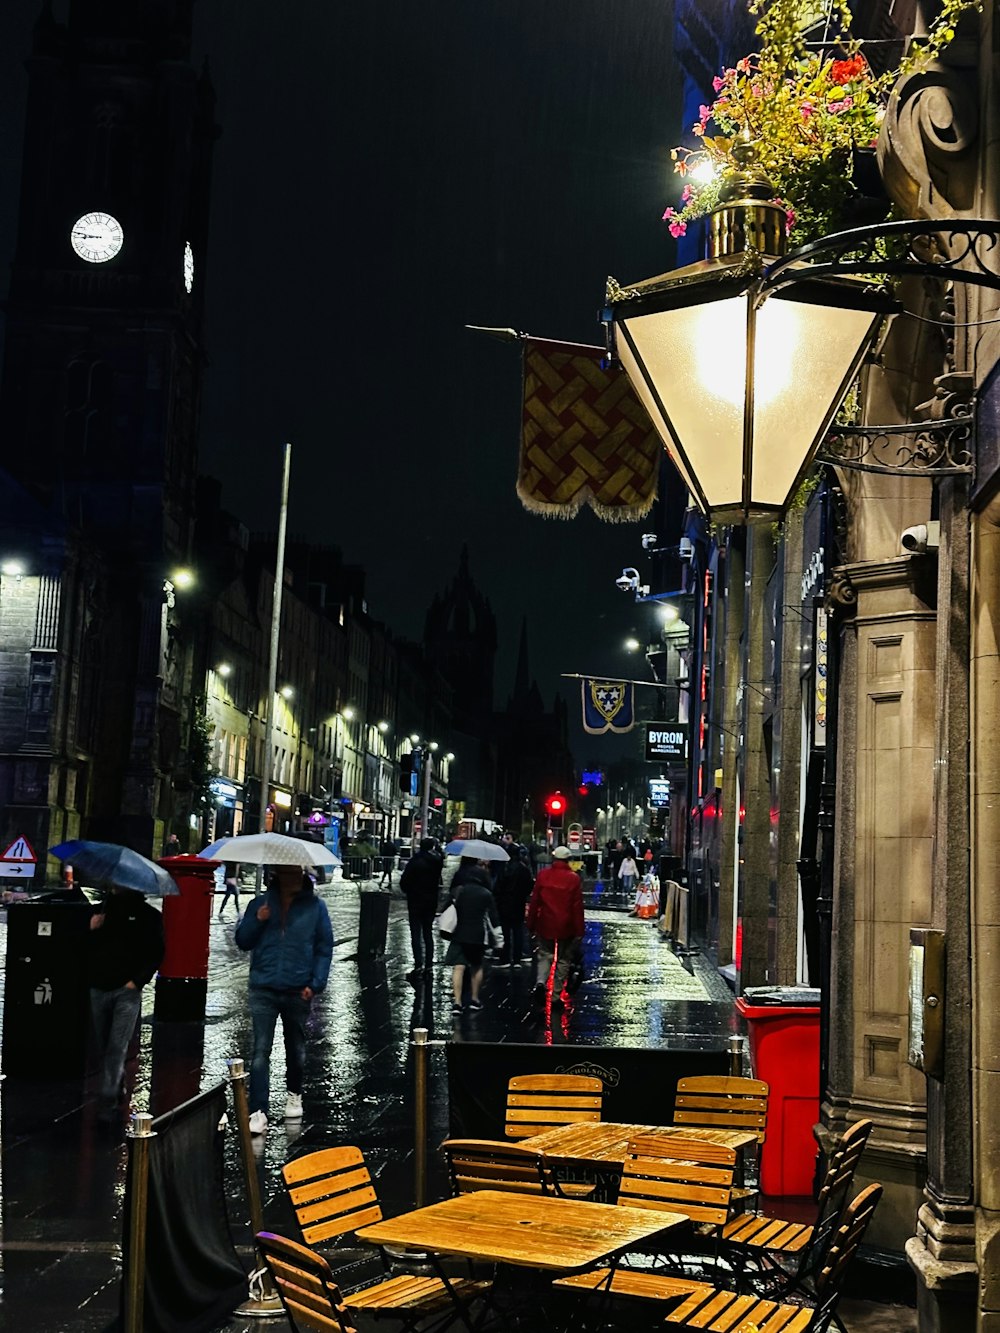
[[0, 0, 682, 761]]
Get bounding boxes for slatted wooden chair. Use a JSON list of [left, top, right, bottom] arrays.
[[282, 1146, 490, 1333], [721, 1118, 874, 1301], [554, 1182, 882, 1333], [673, 1074, 769, 1210], [441, 1137, 554, 1196], [504, 1073, 604, 1139], [257, 1231, 357, 1333]]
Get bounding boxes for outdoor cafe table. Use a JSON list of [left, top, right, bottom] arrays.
[[518, 1122, 759, 1199], [356, 1188, 688, 1327]]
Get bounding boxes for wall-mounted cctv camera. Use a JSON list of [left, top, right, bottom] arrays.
[[900, 521, 940, 555], [640, 533, 658, 550], [616, 567, 640, 592]]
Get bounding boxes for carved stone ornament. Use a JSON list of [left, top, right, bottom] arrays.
[[826, 568, 857, 608], [878, 61, 979, 221]]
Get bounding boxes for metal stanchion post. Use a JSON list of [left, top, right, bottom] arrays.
[[124, 1112, 156, 1333], [227, 1057, 283, 1318], [413, 1027, 429, 1207], [728, 1034, 744, 1076]]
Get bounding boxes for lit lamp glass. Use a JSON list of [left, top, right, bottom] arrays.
[[217, 662, 233, 677], [607, 149, 894, 523], [171, 567, 195, 590], [625, 637, 641, 652], [280, 685, 294, 700], [378, 720, 389, 733], [342, 706, 355, 721]]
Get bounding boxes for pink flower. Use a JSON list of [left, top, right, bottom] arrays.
[[681, 185, 693, 202], [662, 207, 675, 221], [736, 57, 751, 74], [827, 99, 847, 114], [668, 220, 687, 238], [784, 205, 797, 235], [712, 75, 725, 92], [699, 104, 712, 125], [800, 99, 814, 119], [751, 82, 762, 98], [692, 122, 705, 137]]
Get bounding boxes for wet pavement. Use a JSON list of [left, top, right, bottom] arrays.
[[0, 877, 914, 1331]]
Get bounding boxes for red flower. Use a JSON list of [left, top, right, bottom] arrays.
[[831, 54, 866, 85]]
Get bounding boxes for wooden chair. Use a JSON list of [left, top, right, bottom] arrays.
[[282, 1146, 490, 1333], [257, 1231, 357, 1333], [441, 1138, 554, 1196], [621, 1135, 738, 1230], [673, 1074, 768, 1210], [554, 1182, 882, 1333], [721, 1118, 874, 1299], [504, 1073, 603, 1139]]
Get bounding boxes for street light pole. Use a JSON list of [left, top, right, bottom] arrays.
[[258, 442, 292, 852], [419, 751, 433, 844]]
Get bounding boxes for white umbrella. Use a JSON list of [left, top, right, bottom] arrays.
[[445, 838, 510, 863], [199, 831, 341, 868]]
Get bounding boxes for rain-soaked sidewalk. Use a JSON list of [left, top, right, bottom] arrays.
[[0, 879, 914, 1332]]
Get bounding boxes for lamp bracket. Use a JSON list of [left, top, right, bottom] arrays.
[[817, 413, 974, 475], [763, 219, 1000, 298]]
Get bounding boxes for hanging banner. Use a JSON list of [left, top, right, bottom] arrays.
[[518, 338, 660, 521], [581, 679, 635, 735]]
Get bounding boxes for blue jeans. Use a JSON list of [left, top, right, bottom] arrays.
[[248, 987, 310, 1114], [90, 985, 142, 1106]]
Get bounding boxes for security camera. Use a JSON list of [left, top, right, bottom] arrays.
[[640, 533, 658, 551], [616, 568, 639, 592], [900, 521, 940, 555]]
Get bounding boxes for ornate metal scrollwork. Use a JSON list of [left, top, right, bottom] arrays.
[[818, 412, 974, 475], [762, 219, 1000, 296]]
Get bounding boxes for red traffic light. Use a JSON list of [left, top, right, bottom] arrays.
[[578, 784, 589, 797], [545, 793, 566, 816]]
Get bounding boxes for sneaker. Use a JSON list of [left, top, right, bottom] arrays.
[[451, 1002, 464, 1016], [468, 999, 484, 1011], [284, 1092, 303, 1120], [248, 1110, 268, 1135]]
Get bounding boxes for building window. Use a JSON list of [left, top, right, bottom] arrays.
[[25, 654, 55, 740]]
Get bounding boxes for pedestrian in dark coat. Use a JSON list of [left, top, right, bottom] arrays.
[[526, 846, 585, 1007], [492, 846, 533, 968], [235, 866, 333, 1135], [88, 888, 164, 1117], [399, 837, 443, 979], [444, 862, 501, 1014]]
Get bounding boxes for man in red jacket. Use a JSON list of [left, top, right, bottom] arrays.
[[526, 846, 585, 1008]]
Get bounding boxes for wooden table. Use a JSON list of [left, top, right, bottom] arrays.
[[356, 1188, 686, 1270], [359, 1188, 688, 1330], [519, 1121, 757, 1173]]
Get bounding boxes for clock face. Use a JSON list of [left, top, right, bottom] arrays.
[[70, 212, 124, 264], [183, 241, 194, 294]]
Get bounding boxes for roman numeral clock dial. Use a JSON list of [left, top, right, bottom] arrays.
[[70, 211, 124, 263]]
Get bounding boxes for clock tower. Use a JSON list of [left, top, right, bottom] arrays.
[[0, 0, 217, 858]]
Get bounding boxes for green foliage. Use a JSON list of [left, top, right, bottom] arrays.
[[188, 696, 217, 812], [664, 0, 982, 247]]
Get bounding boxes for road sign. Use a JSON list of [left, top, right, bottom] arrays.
[[1, 836, 36, 862], [0, 861, 36, 879]]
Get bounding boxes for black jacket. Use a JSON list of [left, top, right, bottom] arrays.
[[492, 858, 534, 924], [400, 849, 443, 912], [88, 891, 165, 991]]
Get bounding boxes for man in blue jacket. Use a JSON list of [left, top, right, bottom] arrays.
[[235, 865, 333, 1134]]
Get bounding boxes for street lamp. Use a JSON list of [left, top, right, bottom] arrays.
[[603, 146, 894, 523]]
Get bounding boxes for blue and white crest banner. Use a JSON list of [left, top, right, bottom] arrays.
[[581, 679, 635, 735]]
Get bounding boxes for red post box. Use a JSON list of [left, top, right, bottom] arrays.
[[735, 994, 821, 1197], [155, 855, 216, 1021]]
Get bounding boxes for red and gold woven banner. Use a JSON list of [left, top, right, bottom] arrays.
[[518, 337, 660, 521]]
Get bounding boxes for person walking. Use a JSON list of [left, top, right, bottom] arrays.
[[399, 837, 443, 983], [444, 860, 501, 1015], [235, 865, 333, 1135], [492, 845, 533, 968], [617, 850, 639, 907], [526, 846, 584, 1009], [218, 861, 241, 918], [88, 887, 165, 1119], [378, 837, 396, 887]]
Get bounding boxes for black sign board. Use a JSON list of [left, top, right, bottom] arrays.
[[645, 723, 687, 762]]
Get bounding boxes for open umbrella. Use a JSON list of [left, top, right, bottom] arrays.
[[198, 831, 341, 869], [49, 840, 179, 895], [444, 838, 510, 863]]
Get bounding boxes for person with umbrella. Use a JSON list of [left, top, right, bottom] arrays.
[[234, 862, 333, 1134], [443, 857, 502, 1015]]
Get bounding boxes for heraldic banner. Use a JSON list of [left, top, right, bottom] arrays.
[[582, 679, 635, 735], [518, 337, 660, 522]]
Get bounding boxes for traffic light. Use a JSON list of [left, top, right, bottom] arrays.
[[399, 752, 415, 793], [544, 792, 566, 818]]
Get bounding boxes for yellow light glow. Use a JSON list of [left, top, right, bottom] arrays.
[[692, 297, 795, 411]]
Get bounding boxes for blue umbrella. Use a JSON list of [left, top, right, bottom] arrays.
[[49, 840, 179, 895]]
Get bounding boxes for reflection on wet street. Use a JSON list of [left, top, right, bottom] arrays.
[[0, 881, 738, 1331]]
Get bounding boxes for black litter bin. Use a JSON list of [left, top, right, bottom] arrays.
[[357, 889, 390, 959], [3, 900, 94, 1077]]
